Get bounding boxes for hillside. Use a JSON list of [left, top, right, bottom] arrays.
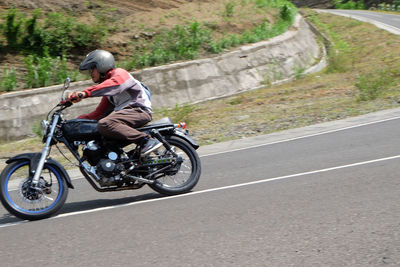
[[0, 0, 249, 58], [0, 0, 298, 91], [0, 0, 191, 12], [2, 8, 400, 167]]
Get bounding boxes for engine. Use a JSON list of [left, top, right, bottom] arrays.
[[97, 159, 116, 175], [82, 141, 103, 166], [82, 141, 124, 186]]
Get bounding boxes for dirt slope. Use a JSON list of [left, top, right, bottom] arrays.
[[0, 0, 282, 90], [0, 0, 277, 61], [0, 0, 191, 13]]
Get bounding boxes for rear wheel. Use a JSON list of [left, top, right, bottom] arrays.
[[148, 136, 201, 195], [0, 160, 68, 220]]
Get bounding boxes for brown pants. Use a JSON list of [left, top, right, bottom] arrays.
[[97, 107, 151, 144]]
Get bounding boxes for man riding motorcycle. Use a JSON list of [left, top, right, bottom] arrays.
[[68, 49, 161, 155]]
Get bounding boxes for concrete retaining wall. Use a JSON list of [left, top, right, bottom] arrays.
[[0, 14, 322, 142]]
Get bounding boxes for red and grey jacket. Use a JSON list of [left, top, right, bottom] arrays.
[[78, 68, 151, 120]]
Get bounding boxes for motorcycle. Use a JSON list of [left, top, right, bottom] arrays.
[[0, 78, 201, 221]]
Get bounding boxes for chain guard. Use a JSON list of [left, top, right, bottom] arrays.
[[140, 155, 183, 177]]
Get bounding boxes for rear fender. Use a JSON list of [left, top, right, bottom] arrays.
[[171, 129, 200, 150], [148, 128, 200, 150], [6, 153, 74, 189], [139, 118, 200, 150]]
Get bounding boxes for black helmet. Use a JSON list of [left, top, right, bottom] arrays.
[[79, 49, 115, 74]]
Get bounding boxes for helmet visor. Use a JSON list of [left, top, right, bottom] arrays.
[[79, 68, 93, 76]]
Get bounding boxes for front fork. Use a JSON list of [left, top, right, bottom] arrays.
[[31, 114, 60, 186]]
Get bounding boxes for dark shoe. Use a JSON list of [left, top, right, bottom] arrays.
[[141, 138, 162, 156]]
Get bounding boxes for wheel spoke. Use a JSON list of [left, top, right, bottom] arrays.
[[44, 196, 54, 201], [2, 161, 64, 216], [153, 140, 195, 189]]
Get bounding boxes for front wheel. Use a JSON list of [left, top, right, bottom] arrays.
[[148, 136, 201, 195], [0, 160, 68, 220]]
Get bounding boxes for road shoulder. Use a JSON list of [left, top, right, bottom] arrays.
[[198, 107, 400, 157]]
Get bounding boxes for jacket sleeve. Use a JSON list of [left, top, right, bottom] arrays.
[[77, 96, 112, 120], [83, 69, 132, 97]]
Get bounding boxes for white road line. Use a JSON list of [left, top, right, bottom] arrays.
[[365, 13, 383, 18], [2, 153, 400, 228], [316, 9, 400, 35], [201, 115, 400, 157], [57, 115, 400, 181]]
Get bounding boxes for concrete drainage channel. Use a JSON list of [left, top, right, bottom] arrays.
[[0, 14, 326, 142]]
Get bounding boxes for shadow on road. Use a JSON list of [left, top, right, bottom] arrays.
[[0, 192, 163, 225], [61, 192, 162, 214]]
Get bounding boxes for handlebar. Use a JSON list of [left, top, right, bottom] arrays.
[[58, 99, 74, 107], [58, 93, 84, 106]]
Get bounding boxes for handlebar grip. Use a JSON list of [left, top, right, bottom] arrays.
[[59, 93, 85, 106], [59, 96, 78, 106], [58, 99, 73, 107]]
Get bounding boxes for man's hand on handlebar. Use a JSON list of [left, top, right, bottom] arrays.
[[67, 91, 88, 103]]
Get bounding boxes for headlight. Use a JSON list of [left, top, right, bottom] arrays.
[[41, 120, 49, 136]]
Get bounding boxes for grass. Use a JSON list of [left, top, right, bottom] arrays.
[[150, 9, 400, 145], [333, 0, 365, 10], [0, 0, 296, 91], [0, 7, 111, 56], [2, 9, 400, 169], [0, 66, 17, 92], [123, 1, 296, 69]]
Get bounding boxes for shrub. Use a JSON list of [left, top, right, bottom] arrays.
[[129, 0, 297, 69], [40, 12, 75, 55], [3, 8, 23, 50], [356, 68, 400, 101], [0, 66, 17, 92], [21, 9, 42, 54], [31, 120, 43, 138], [24, 48, 78, 88], [224, 2, 235, 17], [131, 21, 213, 68], [0, 8, 111, 56], [280, 4, 293, 21], [334, 0, 366, 10], [158, 104, 195, 124]]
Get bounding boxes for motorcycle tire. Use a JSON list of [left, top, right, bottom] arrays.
[[0, 160, 68, 221], [149, 136, 201, 195]]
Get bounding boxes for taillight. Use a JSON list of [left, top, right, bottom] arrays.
[[177, 122, 187, 130]]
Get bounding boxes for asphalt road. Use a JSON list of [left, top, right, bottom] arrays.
[[317, 9, 400, 35], [1, 107, 400, 266], [2, 10, 400, 267]]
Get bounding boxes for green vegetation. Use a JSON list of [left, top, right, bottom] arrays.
[[306, 12, 352, 73], [334, 0, 366, 10], [356, 67, 400, 101], [125, 0, 296, 69], [24, 49, 78, 88], [0, 6, 115, 90], [148, 9, 400, 145], [208, 5, 296, 54], [127, 21, 213, 69], [0, 8, 112, 56], [158, 104, 196, 124], [306, 10, 400, 101], [3, 9, 400, 166], [0, 66, 17, 92], [0, 0, 297, 92], [224, 1, 236, 18], [31, 120, 43, 138]]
